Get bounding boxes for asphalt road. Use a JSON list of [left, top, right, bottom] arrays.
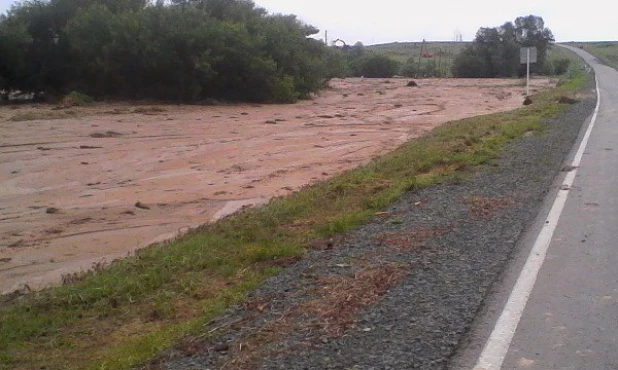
[[452, 46, 618, 370]]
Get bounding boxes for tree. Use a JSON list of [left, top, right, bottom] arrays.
[[0, 0, 343, 103], [452, 15, 555, 78], [514, 15, 554, 75], [352, 54, 399, 78]]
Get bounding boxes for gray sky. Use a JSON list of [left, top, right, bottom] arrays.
[[0, 0, 615, 44]]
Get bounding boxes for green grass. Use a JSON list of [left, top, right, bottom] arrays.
[[0, 52, 590, 370], [9, 110, 78, 122], [367, 41, 468, 77], [569, 41, 618, 70]]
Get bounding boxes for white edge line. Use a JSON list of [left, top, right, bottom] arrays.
[[473, 66, 601, 370]]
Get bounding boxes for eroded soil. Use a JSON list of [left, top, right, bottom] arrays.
[[0, 77, 555, 294]]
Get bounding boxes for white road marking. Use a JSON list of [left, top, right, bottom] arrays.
[[473, 71, 601, 370]]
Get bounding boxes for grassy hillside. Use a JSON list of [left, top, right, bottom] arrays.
[[367, 42, 468, 77], [569, 42, 618, 69], [367, 41, 575, 78]]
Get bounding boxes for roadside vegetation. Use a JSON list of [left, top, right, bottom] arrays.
[[1, 1, 577, 105], [452, 15, 564, 78], [0, 0, 341, 103], [0, 45, 590, 369], [576, 42, 618, 70], [368, 41, 468, 78]]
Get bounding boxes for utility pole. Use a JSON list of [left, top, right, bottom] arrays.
[[526, 48, 530, 96], [417, 39, 425, 78], [438, 48, 442, 77], [520, 47, 537, 97]]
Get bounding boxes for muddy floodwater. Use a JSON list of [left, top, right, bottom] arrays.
[[0, 77, 555, 294]]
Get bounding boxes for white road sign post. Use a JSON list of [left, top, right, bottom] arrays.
[[520, 47, 538, 97]]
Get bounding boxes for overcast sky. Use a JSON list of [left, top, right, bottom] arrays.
[[0, 0, 615, 44]]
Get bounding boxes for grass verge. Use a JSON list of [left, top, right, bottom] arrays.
[[574, 41, 618, 70], [9, 110, 78, 122], [0, 60, 590, 370]]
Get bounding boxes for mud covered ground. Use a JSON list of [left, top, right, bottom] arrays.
[[0, 77, 554, 294]]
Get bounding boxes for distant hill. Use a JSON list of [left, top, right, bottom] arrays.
[[366, 42, 469, 77], [566, 42, 618, 70]]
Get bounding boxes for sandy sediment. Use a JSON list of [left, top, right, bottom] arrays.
[[0, 77, 555, 294]]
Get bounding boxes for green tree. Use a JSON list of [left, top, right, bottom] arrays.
[[0, 0, 341, 103], [452, 15, 555, 78], [514, 15, 555, 75], [353, 54, 399, 78]]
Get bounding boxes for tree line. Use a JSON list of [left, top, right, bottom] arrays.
[[0, 0, 427, 103], [0, 4, 568, 104], [0, 0, 352, 103], [452, 15, 567, 77]]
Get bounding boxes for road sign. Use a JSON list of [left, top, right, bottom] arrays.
[[520, 47, 538, 64], [521, 47, 538, 97]]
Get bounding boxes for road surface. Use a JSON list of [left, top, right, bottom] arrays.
[[452, 46, 618, 370]]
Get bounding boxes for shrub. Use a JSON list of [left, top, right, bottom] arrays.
[[401, 58, 418, 77], [272, 75, 299, 103], [61, 91, 94, 107], [0, 0, 341, 103], [552, 58, 571, 75], [353, 54, 399, 78]]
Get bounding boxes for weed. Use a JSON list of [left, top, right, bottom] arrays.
[[576, 42, 618, 70], [9, 110, 77, 122], [62, 91, 94, 107]]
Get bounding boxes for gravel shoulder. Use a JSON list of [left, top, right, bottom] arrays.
[[154, 75, 596, 370]]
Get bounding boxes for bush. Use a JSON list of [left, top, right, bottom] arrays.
[[401, 58, 418, 77], [272, 75, 299, 103], [62, 91, 94, 107], [452, 49, 487, 78], [0, 0, 341, 103], [452, 15, 554, 78], [353, 54, 399, 78], [552, 58, 571, 75]]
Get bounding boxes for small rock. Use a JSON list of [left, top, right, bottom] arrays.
[[407, 81, 419, 87], [46, 207, 60, 214], [79, 145, 103, 149], [213, 343, 229, 352], [557, 96, 578, 104], [135, 202, 151, 210], [523, 97, 533, 105]]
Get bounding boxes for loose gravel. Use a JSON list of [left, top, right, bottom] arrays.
[[155, 77, 596, 370]]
